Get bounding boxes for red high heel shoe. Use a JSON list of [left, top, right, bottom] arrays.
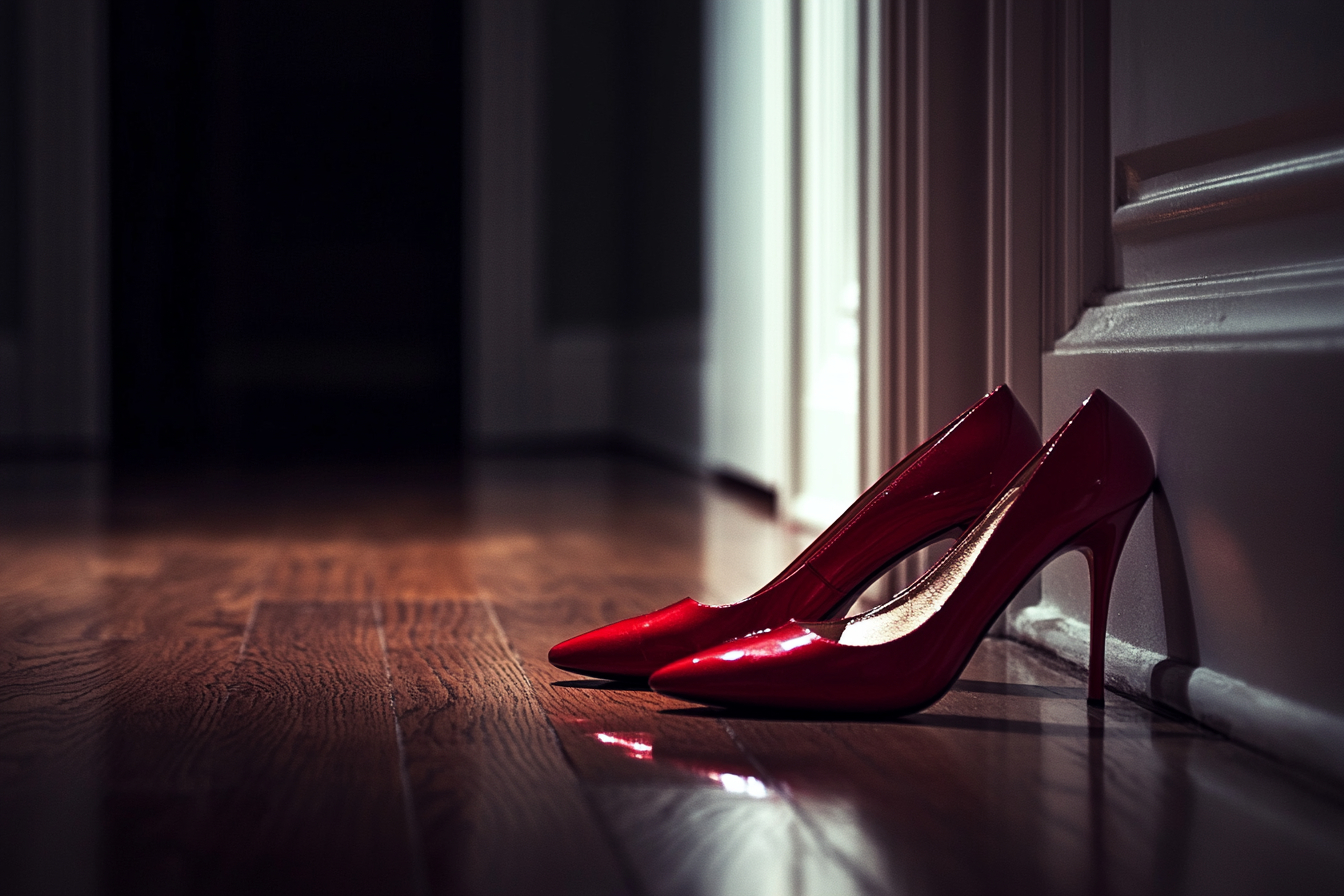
[[549, 385, 1041, 679], [648, 390, 1154, 712]]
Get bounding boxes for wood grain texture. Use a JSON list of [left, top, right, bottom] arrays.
[[1, 457, 1342, 896], [169, 601, 418, 895], [382, 598, 629, 895], [263, 542, 379, 604], [0, 536, 275, 895]]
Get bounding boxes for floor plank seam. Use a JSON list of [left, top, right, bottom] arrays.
[[235, 597, 261, 662], [370, 582, 432, 896], [233, 546, 279, 663], [479, 593, 647, 896]]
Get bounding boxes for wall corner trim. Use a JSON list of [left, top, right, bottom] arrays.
[[1055, 260, 1344, 354], [1010, 604, 1344, 787]]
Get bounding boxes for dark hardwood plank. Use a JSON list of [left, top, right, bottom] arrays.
[[382, 598, 630, 896], [4, 457, 1344, 896], [0, 537, 109, 644], [0, 636, 245, 893], [374, 540, 476, 603], [263, 541, 380, 604], [0, 637, 111, 785], [161, 601, 418, 895], [95, 636, 254, 896], [0, 541, 266, 786], [0, 535, 270, 645]]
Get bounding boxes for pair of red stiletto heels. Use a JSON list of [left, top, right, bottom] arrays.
[[549, 386, 1154, 713]]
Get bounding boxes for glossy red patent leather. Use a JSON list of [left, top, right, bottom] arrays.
[[548, 384, 1041, 678], [648, 390, 1155, 712]]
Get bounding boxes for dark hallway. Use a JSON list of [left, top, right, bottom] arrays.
[[109, 0, 463, 459]]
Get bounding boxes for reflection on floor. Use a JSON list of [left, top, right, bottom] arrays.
[[1, 456, 1341, 895]]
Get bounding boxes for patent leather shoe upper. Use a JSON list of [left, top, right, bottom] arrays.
[[549, 384, 1041, 679], [648, 390, 1155, 713]]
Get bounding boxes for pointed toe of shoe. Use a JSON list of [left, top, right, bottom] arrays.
[[649, 624, 841, 709], [649, 638, 788, 707], [648, 654, 725, 703], [548, 620, 651, 679], [549, 598, 737, 679]]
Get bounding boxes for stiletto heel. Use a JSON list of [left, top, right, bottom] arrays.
[[649, 390, 1155, 713], [1072, 497, 1146, 703], [549, 385, 1041, 679]]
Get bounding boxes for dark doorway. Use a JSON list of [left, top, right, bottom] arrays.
[[110, 0, 462, 460]]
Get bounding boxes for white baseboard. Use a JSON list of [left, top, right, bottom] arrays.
[[1009, 603, 1344, 786]]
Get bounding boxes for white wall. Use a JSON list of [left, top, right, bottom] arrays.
[[1005, 0, 1344, 784]]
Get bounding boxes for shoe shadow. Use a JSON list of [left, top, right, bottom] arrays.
[[552, 678, 1085, 701], [659, 703, 1186, 739], [656, 703, 1047, 730], [951, 679, 1087, 699], [1147, 479, 1202, 713], [658, 704, 908, 723], [654, 677, 1087, 724], [552, 678, 652, 692]]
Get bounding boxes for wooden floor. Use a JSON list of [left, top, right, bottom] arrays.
[[2, 456, 1342, 895]]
